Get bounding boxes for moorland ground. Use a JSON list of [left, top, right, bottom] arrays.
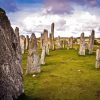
[[20, 47, 100, 100]]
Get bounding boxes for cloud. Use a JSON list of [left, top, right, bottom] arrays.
[[43, 0, 100, 14], [4, 0, 100, 38], [7, 5, 100, 38], [43, 0, 73, 14]]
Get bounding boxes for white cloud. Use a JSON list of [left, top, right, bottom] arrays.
[[7, 5, 100, 38]]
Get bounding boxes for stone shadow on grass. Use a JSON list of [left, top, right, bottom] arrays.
[[16, 93, 42, 100]]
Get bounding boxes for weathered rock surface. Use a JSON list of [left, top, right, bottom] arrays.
[[0, 8, 23, 100], [79, 33, 86, 55], [68, 37, 73, 49], [40, 46, 46, 65], [43, 29, 49, 55], [89, 30, 95, 54], [56, 36, 61, 49], [20, 35, 26, 54], [95, 49, 100, 68], [26, 33, 41, 74], [25, 35, 29, 50], [50, 23, 55, 50]]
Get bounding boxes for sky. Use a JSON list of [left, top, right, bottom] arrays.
[[0, 0, 100, 38]]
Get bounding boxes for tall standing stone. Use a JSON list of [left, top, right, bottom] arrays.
[[26, 33, 41, 74], [40, 46, 46, 65], [40, 33, 44, 49], [79, 33, 86, 55], [89, 30, 95, 54], [25, 35, 29, 50], [0, 8, 23, 100], [20, 35, 26, 54], [56, 36, 61, 49], [49, 33, 52, 49], [95, 49, 100, 68], [68, 37, 73, 49], [15, 27, 22, 66], [51, 23, 55, 50], [40, 29, 49, 65], [43, 29, 49, 55]]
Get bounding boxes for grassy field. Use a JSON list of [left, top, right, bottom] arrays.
[[20, 48, 100, 100]]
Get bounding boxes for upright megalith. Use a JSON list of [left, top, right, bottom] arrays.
[[20, 35, 26, 54], [50, 23, 55, 50], [0, 8, 23, 100], [68, 37, 73, 49], [40, 33, 44, 49], [25, 35, 29, 50], [61, 39, 66, 48], [95, 49, 100, 68], [15, 27, 22, 64], [40, 46, 46, 65], [89, 30, 95, 54], [26, 33, 41, 74], [56, 36, 61, 49], [40, 29, 49, 65], [79, 33, 86, 55], [43, 29, 49, 55]]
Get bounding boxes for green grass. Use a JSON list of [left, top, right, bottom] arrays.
[[21, 48, 100, 100]]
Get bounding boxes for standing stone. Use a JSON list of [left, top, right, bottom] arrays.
[[89, 30, 95, 54], [51, 23, 55, 50], [63, 39, 66, 48], [26, 33, 41, 74], [20, 35, 26, 54], [56, 36, 61, 49], [95, 49, 100, 68], [40, 46, 46, 65], [61, 39, 66, 48], [79, 33, 86, 55], [43, 29, 49, 55], [0, 8, 23, 100], [15, 27, 22, 67], [25, 35, 29, 50], [40, 33, 44, 49], [49, 33, 52, 49], [68, 37, 73, 49]]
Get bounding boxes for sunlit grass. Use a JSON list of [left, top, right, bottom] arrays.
[[21, 47, 100, 100]]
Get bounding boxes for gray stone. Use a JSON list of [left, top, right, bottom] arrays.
[[50, 23, 55, 50], [68, 37, 73, 49], [20, 35, 26, 54], [40, 33, 44, 49], [26, 33, 41, 74], [79, 33, 86, 55], [56, 36, 61, 49], [40, 46, 46, 65], [43, 29, 49, 55], [89, 30, 95, 54], [0, 8, 23, 100], [95, 49, 100, 68], [25, 35, 29, 50]]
